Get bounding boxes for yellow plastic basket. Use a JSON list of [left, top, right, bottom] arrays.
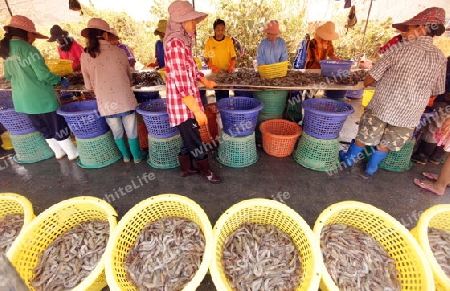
[[210, 198, 323, 291], [411, 204, 450, 291], [6, 196, 118, 291], [313, 200, 434, 291], [0, 193, 35, 242], [45, 59, 73, 76], [104, 193, 213, 291], [257, 61, 288, 79]]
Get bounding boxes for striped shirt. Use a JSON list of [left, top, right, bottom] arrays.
[[368, 36, 447, 127], [165, 38, 204, 127]]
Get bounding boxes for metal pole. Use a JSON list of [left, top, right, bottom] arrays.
[[358, 0, 373, 63], [4, 0, 13, 16]]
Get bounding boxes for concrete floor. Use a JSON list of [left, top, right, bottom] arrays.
[[1, 96, 449, 290]]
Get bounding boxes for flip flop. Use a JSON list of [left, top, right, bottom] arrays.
[[413, 178, 445, 196], [422, 172, 439, 181]]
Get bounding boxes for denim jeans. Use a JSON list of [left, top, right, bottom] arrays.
[[105, 112, 138, 139]]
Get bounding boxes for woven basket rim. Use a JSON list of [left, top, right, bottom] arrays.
[[302, 98, 354, 117], [260, 119, 302, 138], [0, 193, 35, 226], [216, 97, 264, 114], [136, 99, 169, 116], [57, 100, 100, 116]]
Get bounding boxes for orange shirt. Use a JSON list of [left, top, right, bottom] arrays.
[[305, 39, 337, 69]]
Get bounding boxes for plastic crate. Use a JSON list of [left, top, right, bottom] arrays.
[[7, 196, 118, 291], [75, 131, 122, 169], [0, 99, 36, 135], [57, 100, 109, 139], [104, 194, 213, 291], [260, 119, 302, 158], [216, 97, 263, 137], [314, 200, 434, 291], [302, 98, 354, 140], [411, 204, 450, 291], [9, 131, 54, 164], [217, 131, 258, 168], [293, 132, 340, 172], [319, 60, 353, 78], [210, 198, 322, 291], [257, 61, 288, 79], [147, 134, 182, 169], [45, 59, 73, 76], [136, 99, 180, 138], [253, 90, 288, 115]]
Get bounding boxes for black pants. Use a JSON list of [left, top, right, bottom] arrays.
[[27, 111, 71, 141], [0, 122, 6, 135], [177, 118, 207, 160]]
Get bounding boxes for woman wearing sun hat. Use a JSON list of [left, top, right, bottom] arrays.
[[0, 15, 78, 161], [147, 20, 167, 69], [80, 18, 144, 163], [164, 0, 220, 183], [48, 24, 84, 72], [256, 20, 288, 66], [107, 28, 136, 70], [305, 21, 340, 69]]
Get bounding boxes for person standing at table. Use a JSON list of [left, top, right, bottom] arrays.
[[204, 18, 237, 102], [256, 20, 288, 66], [80, 18, 144, 163], [48, 25, 84, 72], [339, 7, 447, 178], [147, 19, 167, 69], [164, 0, 220, 183], [305, 21, 340, 69], [108, 28, 136, 71], [0, 15, 78, 161]]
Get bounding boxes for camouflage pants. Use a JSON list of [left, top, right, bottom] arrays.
[[355, 109, 414, 151]]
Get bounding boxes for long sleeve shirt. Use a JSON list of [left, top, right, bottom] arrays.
[[155, 40, 165, 68], [57, 39, 84, 72], [164, 38, 204, 127], [256, 38, 288, 66], [305, 39, 337, 69], [3, 39, 61, 114]]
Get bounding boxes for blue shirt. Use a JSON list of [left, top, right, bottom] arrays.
[[256, 38, 288, 66], [155, 40, 165, 68]]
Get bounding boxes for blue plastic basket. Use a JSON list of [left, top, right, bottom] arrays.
[[0, 91, 12, 100], [325, 90, 347, 99], [346, 90, 364, 99], [57, 100, 109, 139], [0, 99, 36, 134], [319, 60, 353, 78], [216, 97, 264, 137], [134, 91, 160, 103], [302, 98, 354, 139], [136, 99, 179, 138]]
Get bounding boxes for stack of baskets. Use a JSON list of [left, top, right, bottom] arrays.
[[0, 94, 54, 163], [294, 98, 354, 171], [57, 100, 121, 169], [136, 99, 181, 169], [253, 90, 289, 123], [216, 97, 263, 168]]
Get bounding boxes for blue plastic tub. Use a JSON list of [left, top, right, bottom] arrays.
[[136, 99, 179, 138], [319, 60, 353, 78], [346, 90, 364, 99], [325, 90, 347, 99]]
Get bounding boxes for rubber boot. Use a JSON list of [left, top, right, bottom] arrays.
[[339, 140, 365, 167], [195, 157, 221, 184], [128, 138, 145, 164], [411, 140, 436, 165], [57, 138, 79, 160], [429, 145, 445, 165], [364, 147, 388, 176], [178, 154, 199, 177], [114, 138, 131, 162], [46, 138, 66, 159]]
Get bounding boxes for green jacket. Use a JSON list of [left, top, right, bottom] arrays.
[[3, 39, 61, 114]]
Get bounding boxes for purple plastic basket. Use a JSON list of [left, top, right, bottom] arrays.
[[325, 90, 347, 99], [346, 90, 364, 99], [319, 60, 353, 78], [0, 99, 36, 134], [134, 91, 160, 103], [136, 99, 179, 138], [57, 100, 109, 139], [216, 97, 264, 136], [302, 98, 354, 139]]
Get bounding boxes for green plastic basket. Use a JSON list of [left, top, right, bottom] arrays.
[[217, 131, 258, 168], [257, 112, 284, 123], [253, 90, 288, 115], [147, 134, 182, 169], [293, 132, 340, 171], [76, 131, 122, 169], [9, 131, 54, 163], [362, 140, 414, 172]]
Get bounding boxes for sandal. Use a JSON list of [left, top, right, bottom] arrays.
[[413, 179, 445, 196], [422, 172, 439, 181]]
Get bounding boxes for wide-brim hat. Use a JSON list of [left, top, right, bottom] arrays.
[[81, 18, 111, 38], [154, 19, 167, 35], [315, 21, 339, 41], [48, 24, 69, 42], [4, 15, 48, 39], [168, 1, 207, 24], [108, 27, 120, 40], [392, 7, 445, 32], [263, 20, 281, 35]]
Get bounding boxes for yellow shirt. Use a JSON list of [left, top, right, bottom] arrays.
[[204, 36, 236, 70]]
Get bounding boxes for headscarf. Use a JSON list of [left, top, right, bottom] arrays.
[[164, 20, 193, 50]]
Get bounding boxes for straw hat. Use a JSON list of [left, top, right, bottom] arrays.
[[4, 15, 48, 39], [392, 7, 445, 32], [48, 25, 69, 42], [154, 20, 167, 35], [263, 20, 281, 35], [81, 18, 111, 38], [168, 1, 207, 24], [108, 27, 120, 40], [315, 21, 339, 41]]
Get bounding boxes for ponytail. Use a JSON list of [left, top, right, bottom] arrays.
[[84, 28, 104, 58], [0, 27, 28, 59]]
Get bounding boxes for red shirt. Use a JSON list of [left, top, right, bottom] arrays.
[[58, 39, 84, 72], [165, 38, 204, 127]]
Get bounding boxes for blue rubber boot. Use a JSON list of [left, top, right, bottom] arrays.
[[365, 147, 388, 176], [339, 140, 364, 167]]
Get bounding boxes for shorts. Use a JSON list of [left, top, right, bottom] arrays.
[[355, 109, 414, 151]]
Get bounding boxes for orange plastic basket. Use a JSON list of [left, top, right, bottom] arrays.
[[260, 119, 302, 157], [257, 61, 288, 79]]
